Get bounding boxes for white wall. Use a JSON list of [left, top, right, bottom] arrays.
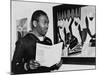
[[11, 1, 59, 58]]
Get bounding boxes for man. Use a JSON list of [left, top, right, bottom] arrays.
[[12, 10, 62, 74]]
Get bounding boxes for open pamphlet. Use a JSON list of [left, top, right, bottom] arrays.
[[36, 42, 63, 67]]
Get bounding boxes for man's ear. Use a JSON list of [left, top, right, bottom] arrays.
[[32, 20, 37, 27]]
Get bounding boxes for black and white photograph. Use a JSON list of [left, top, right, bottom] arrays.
[[11, 0, 96, 74]]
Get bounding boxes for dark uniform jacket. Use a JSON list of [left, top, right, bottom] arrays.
[[12, 33, 60, 74]]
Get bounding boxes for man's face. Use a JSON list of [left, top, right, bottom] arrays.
[[36, 15, 49, 36]]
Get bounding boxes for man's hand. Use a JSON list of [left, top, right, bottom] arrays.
[[29, 60, 40, 70], [56, 60, 63, 68], [24, 59, 40, 71], [50, 59, 63, 71]]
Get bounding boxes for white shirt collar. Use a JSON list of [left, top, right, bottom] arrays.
[[38, 37, 44, 41]]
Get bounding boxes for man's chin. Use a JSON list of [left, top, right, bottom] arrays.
[[41, 33, 46, 36], [40, 31, 47, 36]]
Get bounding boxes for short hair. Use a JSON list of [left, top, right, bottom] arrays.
[[30, 10, 48, 30]]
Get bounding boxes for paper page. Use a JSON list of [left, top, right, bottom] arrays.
[[36, 42, 63, 67]]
